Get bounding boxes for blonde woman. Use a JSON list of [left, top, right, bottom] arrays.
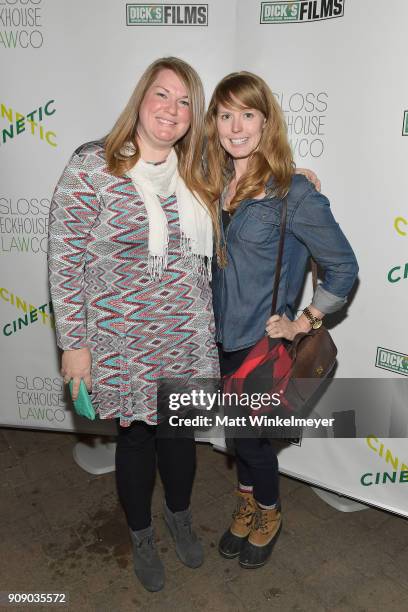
[[48, 57, 218, 592], [205, 72, 358, 569]]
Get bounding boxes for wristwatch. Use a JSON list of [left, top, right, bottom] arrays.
[[303, 307, 323, 330]]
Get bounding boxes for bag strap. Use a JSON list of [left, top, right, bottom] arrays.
[[270, 198, 287, 315], [270, 197, 318, 316]]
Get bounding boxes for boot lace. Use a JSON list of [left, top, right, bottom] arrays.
[[176, 511, 196, 541], [232, 496, 253, 525], [180, 516, 193, 536], [253, 508, 278, 534], [137, 534, 157, 561]]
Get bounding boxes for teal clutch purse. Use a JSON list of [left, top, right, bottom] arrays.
[[69, 379, 96, 420]]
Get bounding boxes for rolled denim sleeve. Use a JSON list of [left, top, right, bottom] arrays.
[[291, 188, 359, 314], [312, 285, 346, 314]]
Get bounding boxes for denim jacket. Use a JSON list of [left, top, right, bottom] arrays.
[[212, 174, 359, 351]]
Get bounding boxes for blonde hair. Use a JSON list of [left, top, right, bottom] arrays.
[[105, 57, 207, 203], [205, 71, 294, 262]]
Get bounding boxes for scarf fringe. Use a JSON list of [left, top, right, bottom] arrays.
[[148, 253, 168, 281], [180, 232, 212, 282], [147, 233, 212, 282]]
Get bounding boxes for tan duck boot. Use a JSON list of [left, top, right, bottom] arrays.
[[239, 504, 282, 569], [218, 490, 257, 559]]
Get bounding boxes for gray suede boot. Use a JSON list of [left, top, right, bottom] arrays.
[[129, 525, 165, 592], [163, 503, 203, 568]]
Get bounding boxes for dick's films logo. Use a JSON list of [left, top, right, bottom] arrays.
[[375, 347, 408, 377], [126, 4, 208, 26], [260, 0, 344, 24]]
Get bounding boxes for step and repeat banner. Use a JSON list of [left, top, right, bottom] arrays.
[[1, 1, 407, 514]]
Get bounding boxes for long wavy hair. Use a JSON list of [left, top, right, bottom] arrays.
[[205, 71, 294, 263], [105, 57, 207, 205]]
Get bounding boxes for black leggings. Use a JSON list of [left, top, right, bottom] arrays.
[[219, 345, 280, 507], [115, 419, 196, 531]]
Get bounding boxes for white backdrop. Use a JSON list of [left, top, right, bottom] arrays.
[[1, 0, 407, 515]]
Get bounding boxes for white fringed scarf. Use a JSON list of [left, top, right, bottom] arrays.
[[127, 148, 212, 281]]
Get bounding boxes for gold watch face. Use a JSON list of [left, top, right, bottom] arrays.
[[312, 319, 323, 330]]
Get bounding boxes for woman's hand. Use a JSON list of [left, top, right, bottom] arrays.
[[295, 168, 321, 192], [265, 314, 308, 341], [61, 347, 92, 400]]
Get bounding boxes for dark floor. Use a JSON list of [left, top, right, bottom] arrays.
[[1, 427, 408, 612]]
